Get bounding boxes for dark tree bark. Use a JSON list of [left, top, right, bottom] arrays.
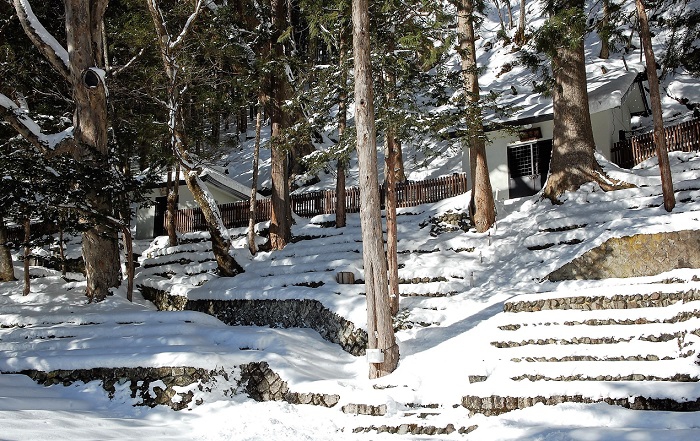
[[0, 215, 16, 282], [458, 0, 496, 232], [385, 131, 400, 316], [269, 0, 292, 250], [22, 218, 30, 296], [6, 0, 121, 302], [352, 0, 399, 379], [637, 0, 675, 211], [599, 0, 611, 59], [336, 25, 349, 229], [248, 97, 263, 255], [542, 0, 612, 201], [166, 164, 179, 246]]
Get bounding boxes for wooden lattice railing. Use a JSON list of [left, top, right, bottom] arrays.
[[173, 173, 469, 233], [611, 118, 700, 168]]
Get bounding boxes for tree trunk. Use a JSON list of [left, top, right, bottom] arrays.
[[166, 164, 179, 246], [336, 25, 348, 229], [637, 0, 675, 212], [506, 0, 514, 29], [248, 99, 263, 255], [515, 0, 526, 44], [184, 171, 244, 276], [269, 0, 292, 250], [66, 0, 121, 302], [542, 3, 607, 201], [352, 0, 399, 379], [0, 215, 16, 282], [459, 0, 496, 232], [599, 0, 610, 59], [23, 218, 30, 296], [385, 132, 400, 316]]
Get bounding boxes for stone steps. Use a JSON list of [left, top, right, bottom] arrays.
[[342, 402, 477, 437], [463, 285, 700, 416], [504, 288, 700, 313]]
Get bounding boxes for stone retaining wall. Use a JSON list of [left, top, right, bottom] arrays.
[[503, 289, 700, 313], [548, 230, 700, 281], [462, 394, 700, 416], [18, 362, 339, 410], [140, 286, 368, 356]]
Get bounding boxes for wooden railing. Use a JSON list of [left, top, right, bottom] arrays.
[[173, 173, 469, 233], [611, 118, 700, 168]]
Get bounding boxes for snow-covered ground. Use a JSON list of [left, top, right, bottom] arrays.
[[3, 0, 700, 438], [3, 151, 700, 440]]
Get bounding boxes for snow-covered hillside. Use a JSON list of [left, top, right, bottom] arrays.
[[3, 151, 700, 440]]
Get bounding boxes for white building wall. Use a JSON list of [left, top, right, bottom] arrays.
[[467, 120, 554, 200]]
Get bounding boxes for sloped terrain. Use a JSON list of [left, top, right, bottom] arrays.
[[3, 154, 700, 439]]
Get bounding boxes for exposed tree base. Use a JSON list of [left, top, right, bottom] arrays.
[[542, 169, 635, 204]]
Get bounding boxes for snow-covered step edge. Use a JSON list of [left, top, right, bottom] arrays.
[[504, 283, 700, 311], [492, 299, 700, 329], [494, 338, 687, 362], [462, 380, 700, 416], [490, 316, 700, 344], [485, 358, 700, 382]]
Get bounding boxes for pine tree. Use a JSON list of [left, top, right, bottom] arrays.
[[457, 0, 496, 232], [535, 0, 618, 200]]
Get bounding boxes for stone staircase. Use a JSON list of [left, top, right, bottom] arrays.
[[462, 280, 700, 416]]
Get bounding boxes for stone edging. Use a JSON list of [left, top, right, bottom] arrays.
[[462, 394, 700, 416], [503, 290, 700, 313], [140, 286, 368, 356], [15, 362, 339, 411]]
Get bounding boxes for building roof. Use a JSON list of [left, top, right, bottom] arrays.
[[484, 66, 643, 129]]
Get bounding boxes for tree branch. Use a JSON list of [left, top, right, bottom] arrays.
[[12, 0, 70, 81], [0, 93, 75, 155], [169, 0, 205, 52]]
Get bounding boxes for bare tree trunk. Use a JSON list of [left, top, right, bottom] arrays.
[[493, 0, 506, 32], [248, 99, 263, 255], [637, 0, 675, 212], [459, 0, 496, 232], [385, 132, 400, 316], [166, 164, 179, 246], [352, 0, 399, 379], [543, 1, 608, 201], [269, 0, 292, 250], [146, 0, 243, 276], [336, 25, 348, 229], [0, 215, 16, 282], [6, 0, 120, 301], [515, 0, 526, 44], [65, 0, 121, 302], [184, 171, 244, 276], [58, 213, 66, 276], [23, 218, 30, 296], [506, 0, 514, 29], [599, 0, 611, 59], [122, 224, 134, 302]]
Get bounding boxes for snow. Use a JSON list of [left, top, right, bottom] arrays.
[[5, 151, 700, 440], [4, 0, 700, 439]]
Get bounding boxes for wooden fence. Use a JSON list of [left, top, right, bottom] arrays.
[[173, 173, 469, 233], [611, 118, 700, 168]]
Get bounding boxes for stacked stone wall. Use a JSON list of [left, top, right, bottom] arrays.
[[548, 230, 700, 281]]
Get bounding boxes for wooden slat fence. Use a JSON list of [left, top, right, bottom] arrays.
[[611, 118, 700, 168], [173, 173, 469, 233]]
